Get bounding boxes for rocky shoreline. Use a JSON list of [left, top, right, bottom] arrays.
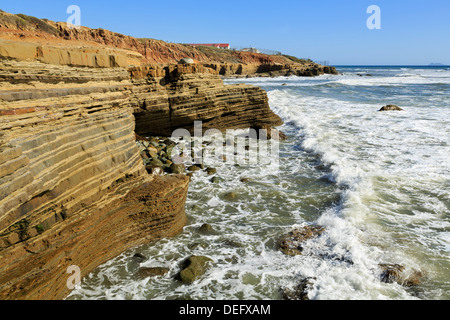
[[0, 9, 338, 300]]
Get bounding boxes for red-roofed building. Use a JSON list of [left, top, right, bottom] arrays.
[[188, 43, 231, 50]]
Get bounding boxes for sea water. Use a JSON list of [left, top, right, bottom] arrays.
[[67, 66, 450, 300]]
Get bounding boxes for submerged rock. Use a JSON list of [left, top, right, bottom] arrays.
[[198, 223, 214, 234], [177, 255, 213, 283], [379, 105, 403, 111], [277, 225, 325, 256], [135, 267, 170, 279], [378, 263, 424, 287], [281, 277, 316, 300]]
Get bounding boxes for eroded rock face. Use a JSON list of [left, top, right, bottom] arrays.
[[132, 64, 283, 137], [0, 60, 191, 300]]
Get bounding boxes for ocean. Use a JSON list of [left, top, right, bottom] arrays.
[[67, 66, 450, 300]]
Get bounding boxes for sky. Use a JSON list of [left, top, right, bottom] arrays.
[[1, 0, 449, 65]]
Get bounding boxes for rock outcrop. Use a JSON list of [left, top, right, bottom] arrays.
[[0, 60, 191, 299], [379, 105, 403, 111], [0, 55, 284, 299], [131, 64, 283, 137], [277, 225, 325, 256]]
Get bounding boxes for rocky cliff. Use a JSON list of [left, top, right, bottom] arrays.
[[0, 57, 283, 299], [0, 9, 333, 300]]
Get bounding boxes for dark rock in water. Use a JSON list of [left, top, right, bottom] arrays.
[[223, 191, 238, 201], [278, 225, 325, 256], [135, 267, 170, 279], [220, 239, 244, 248], [148, 158, 164, 167], [240, 177, 251, 183], [176, 256, 213, 283], [379, 264, 405, 284], [170, 163, 186, 174], [206, 167, 217, 175], [210, 176, 222, 183], [379, 105, 403, 111], [187, 242, 208, 250], [281, 277, 316, 300], [132, 253, 147, 262], [378, 263, 424, 287], [198, 223, 214, 234], [188, 165, 202, 172]]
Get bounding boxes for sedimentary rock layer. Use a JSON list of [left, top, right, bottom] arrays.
[[131, 64, 283, 136], [0, 58, 282, 299], [0, 60, 190, 299]]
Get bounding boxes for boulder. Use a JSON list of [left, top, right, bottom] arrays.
[[379, 105, 403, 111], [177, 256, 213, 283], [378, 263, 423, 287], [188, 165, 202, 172], [170, 163, 186, 174], [277, 225, 325, 256], [146, 166, 164, 175], [198, 223, 214, 234], [206, 167, 217, 175], [179, 58, 194, 65]]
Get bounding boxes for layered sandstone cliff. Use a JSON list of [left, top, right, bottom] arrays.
[[0, 60, 191, 299], [0, 9, 333, 300], [0, 10, 338, 76], [0, 57, 283, 299]]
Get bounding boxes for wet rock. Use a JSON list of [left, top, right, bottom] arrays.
[[210, 176, 222, 183], [187, 242, 208, 250], [148, 158, 164, 168], [240, 177, 251, 183], [378, 263, 424, 287], [206, 167, 217, 175], [177, 256, 213, 283], [170, 163, 186, 174], [188, 165, 202, 172], [132, 253, 147, 262], [223, 191, 238, 200], [277, 225, 325, 256], [281, 277, 316, 300], [198, 223, 214, 233], [135, 267, 170, 279], [220, 239, 244, 248], [379, 105, 403, 111], [379, 264, 404, 284]]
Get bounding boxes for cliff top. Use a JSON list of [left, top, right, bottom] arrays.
[[0, 9, 313, 66]]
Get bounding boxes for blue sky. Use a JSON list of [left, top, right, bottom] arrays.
[[1, 0, 449, 65]]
